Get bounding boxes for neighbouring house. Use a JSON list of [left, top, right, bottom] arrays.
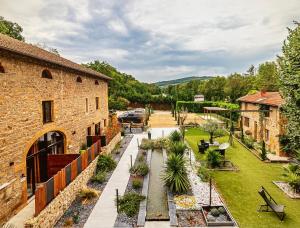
[[0, 34, 111, 223], [194, 94, 205, 102], [238, 91, 286, 157]]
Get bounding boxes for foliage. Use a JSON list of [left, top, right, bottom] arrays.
[[169, 130, 182, 142], [278, 22, 300, 155], [91, 172, 106, 184], [140, 138, 167, 150], [117, 192, 145, 217], [130, 162, 149, 176], [282, 164, 300, 192], [256, 61, 279, 91], [206, 149, 223, 168], [242, 136, 255, 149], [197, 166, 211, 182], [0, 16, 25, 41], [168, 141, 187, 156], [162, 153, 190, 193], [80, 187, 99, 200], [201, 120, 224, 144], [132, 178, 143, 189], [261, 141, 267, 160], [97, 154, 116, 172]]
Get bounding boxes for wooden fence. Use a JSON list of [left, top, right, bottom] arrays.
[[35, 140, 101, 215]]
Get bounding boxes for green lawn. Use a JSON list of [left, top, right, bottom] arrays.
[[185, 128, 300, 228]]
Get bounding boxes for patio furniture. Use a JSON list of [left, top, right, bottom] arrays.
[[258, 186, 285, 221], [214, 143, 230, 158], [198, 140, 209, 153]]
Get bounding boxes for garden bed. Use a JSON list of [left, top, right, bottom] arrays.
[[209, 160, 239, 171], [273, 181, 300, 199], [114, 147, 148, 227], [177, 209, 206, 227], [202, 205, 235, 226], [55, 135, 133, 228]]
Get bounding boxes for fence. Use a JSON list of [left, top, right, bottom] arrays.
[[35, 140, 101, 215]]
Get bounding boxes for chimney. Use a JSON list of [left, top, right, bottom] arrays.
[[260, 90, 267, 97]]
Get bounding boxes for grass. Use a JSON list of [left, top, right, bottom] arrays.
[[185, 128, 300, 228]]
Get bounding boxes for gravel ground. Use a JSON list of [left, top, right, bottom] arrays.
[[177, 210, 206, 227], [114, 148, 147, 228], [273, 181, 300, 199], [55, 135, 133, 228]]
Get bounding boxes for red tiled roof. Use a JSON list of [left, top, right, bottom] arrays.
[[0, 34, 111, 80], [238, 91, 284, 107]]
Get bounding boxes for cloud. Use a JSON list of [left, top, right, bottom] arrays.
[[1, 0, 300, 82]]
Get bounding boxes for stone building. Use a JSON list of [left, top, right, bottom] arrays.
[[238, 91, 285, 156], [0, 34, 111, 223]]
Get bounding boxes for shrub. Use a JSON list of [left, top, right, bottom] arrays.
[[169, 130, 182, 142], [261, 141, 267, 160], [80, 187, 99, 200], [97, 154, 116, 172], [153, 138, 167, 149], [210, 208, 220, 217], [283, 164, 300, 192], [140, 139, 153, 150], [137, 155, 145, 162], [206, 149, 223, 168], [162, 153, 190, 193], [132, 179, 143, 189], [130, 162, 149, 177], [91, 172, 106, 184], [168, 141, 187, 156], [197, 166, 211, 182], [243, 137, 254, 149], [117, 192, 145, 217]]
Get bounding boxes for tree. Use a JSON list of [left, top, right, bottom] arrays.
[[198, 76, 226, 101], [0, 16, 24, 41], [256, 61, 279, 91], [278, 22, 300, 154], [201, 120, 225, 144]]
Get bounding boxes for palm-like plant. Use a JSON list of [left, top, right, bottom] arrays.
[[206, 148, 223, 168], [169, 130, 182, 142], [168, 141, 187, 156], [283, 164, 300, 192], [162, 153, 190, 193]]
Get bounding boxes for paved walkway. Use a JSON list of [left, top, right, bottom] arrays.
[[85, 128, 177, 228], [148, 111, 177, 128]]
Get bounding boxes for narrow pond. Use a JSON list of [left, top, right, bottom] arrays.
[[146, 150, 169, 220]]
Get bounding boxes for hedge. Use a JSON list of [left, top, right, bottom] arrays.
[[176, 101, 240, 121]]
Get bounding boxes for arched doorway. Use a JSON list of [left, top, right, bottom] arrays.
[[26, 131, 65, 198]]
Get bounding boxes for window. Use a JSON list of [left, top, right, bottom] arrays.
[[87, 127, 91, 136], [96, 97, 99, 110], [95, 80, 99, 85], [104, 119, 107, 127], [41, 69, 52, 79], [95, 122, 101, 135], [0, 63, 5, 73], [244, 103, 248, 110], [244, 117, 250, 127], [85, 98, 88, 113], [264, 106, 270, 117], [76, 76, 82, 83], [42, 101, 53, 123], [265, 129, 270, 141]]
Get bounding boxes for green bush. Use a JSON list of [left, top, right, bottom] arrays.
[[261, 141, 267, 160], [168, 141, 187, 156], [137, 155, 145, 162], [169, 130, 182, 142], [132, 179, 143, 189], [140, 139, 153, 150], [130, 162, 149, 176], [97, 154, 116, 172], [162, 153, 190, 193], [117, 192, 146, 217], [197, 166, 211, 182], [206, 149, 223, 168], [283, 164, 300, 192], [243, 136, 255, 149], [91, 172, 106, 184]]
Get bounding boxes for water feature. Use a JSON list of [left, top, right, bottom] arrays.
[[146, 150, 169, 220]]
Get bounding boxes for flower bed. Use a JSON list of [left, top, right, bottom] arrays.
[[273, 181, 300, 199], [202, 205, 235, 226], [177, 209, 206, 227], [55, 135, 133, 228]]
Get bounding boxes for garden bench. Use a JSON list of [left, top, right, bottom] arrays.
[[258, 186, 285, 221]]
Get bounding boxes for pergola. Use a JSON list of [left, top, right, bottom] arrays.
[[203, 107, 228, 120]]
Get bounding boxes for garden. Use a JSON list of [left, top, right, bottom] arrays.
[[185, 127, 300, 228]]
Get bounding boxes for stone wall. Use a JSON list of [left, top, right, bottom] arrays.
[[25, 156, 98, 228], [102, 132, 121, 155], [0, 52, 109, 223], [240, 102, 282, 156]]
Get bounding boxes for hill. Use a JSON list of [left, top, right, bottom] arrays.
[[154, 76, 213, 87]]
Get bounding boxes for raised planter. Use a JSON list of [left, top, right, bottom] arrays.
[[202, 205, 235, 227]]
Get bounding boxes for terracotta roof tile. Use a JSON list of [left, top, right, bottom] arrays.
[[238, 91, 284, 107], [0, 34, 111, 80]]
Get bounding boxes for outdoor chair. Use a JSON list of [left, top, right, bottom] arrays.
[[198, 140, 209, 153], [258, 186, 285, 221]]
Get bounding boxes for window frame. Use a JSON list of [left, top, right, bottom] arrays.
[[95, 97, 99, 110], [42, 100, 53, 124], [85, 98, 89, 113], [76, 76, 82, 83], [41, 69, 52, 79], [265, 129, 270, 141], [244, 117, 250, 127]]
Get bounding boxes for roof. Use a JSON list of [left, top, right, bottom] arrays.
[[203, 107, 228, 111], [237, 91, 284, 107], [0, 34, 111, 80]]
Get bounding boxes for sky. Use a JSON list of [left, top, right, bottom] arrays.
[[1, 0, 300, 82]]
